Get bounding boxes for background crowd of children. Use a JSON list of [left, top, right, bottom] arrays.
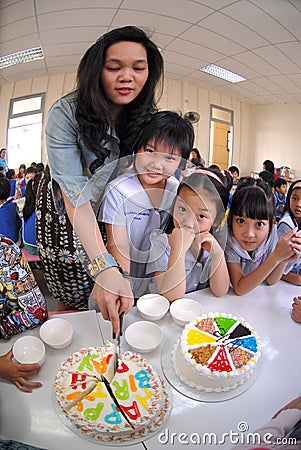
[[0, 153, 44, 254]]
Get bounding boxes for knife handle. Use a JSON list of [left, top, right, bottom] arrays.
[[119, 312, 125, 337]]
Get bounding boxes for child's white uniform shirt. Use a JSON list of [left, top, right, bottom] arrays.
[[100, 168, 178, 297]]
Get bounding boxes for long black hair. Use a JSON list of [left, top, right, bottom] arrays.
[[75, 26, 164, 160], [281, 179, 301, 228]]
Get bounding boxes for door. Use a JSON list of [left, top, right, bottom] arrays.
[[211, 122, 230, 170]]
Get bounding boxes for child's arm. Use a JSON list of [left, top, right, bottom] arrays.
[[228, 229, 300, 295], [281, 272, 301, 285], [155, 227, 195, 302], [105, 223, 131, 273], [197, 232, 230, 297]]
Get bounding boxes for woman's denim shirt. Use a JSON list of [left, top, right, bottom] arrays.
[[45, 92, 120, 214]]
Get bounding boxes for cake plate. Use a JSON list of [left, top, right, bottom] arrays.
[[161, 333, 262, 403], [54, 374, 172, 447]]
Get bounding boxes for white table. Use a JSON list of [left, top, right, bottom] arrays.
[[1, 281, 301, 449]]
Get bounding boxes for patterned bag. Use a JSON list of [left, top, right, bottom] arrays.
[[0, 234, 48, 339]]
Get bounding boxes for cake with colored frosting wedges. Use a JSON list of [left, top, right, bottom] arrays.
[[55, 344, 168, 440], [172, 312, 261, 392]]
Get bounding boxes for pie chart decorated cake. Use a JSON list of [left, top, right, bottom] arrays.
[[172, 312, 261, 392]]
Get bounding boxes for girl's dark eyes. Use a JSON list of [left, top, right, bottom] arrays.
[[256, 221, 265, 228], [237, 217, 244, 224], [179, 206, 186, 213]]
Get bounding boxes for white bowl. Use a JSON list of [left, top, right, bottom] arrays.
[[39, 318, 73, 349], [125, 321, 163, 353], [136, 294, 169, 321], [13, 336, 46, 365], [170, 298, 203, 326]]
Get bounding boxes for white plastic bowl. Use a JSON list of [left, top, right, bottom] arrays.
[[39, 318, 73, 349], [13, 335, 46, 365], [136, 294, 169, 321], [170, 298, 203, 326], [125, 321, 163, 353]]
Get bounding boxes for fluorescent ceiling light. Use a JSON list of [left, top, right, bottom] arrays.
[[200, 64, 246, 83], [0, 47, 44, 70]]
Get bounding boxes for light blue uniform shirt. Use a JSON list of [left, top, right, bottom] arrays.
[[225, 225, 293, 275], [146, 236, 211, 293], [277, 212, 301, 274], [45, 92, 120, 214]]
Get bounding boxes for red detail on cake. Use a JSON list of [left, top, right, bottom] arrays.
[[116, 361, 129, 373], [207, 346, 232, 372], [118, 401, 141, 420], [71, 373, 87, 389]]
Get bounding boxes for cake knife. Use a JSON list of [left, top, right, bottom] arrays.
[[101, 375, 135, 430], [113, 312, 124, 375]]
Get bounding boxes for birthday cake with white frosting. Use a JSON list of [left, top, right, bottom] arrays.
[[55, 344, 170, 441], [172, 312, 261, 392]]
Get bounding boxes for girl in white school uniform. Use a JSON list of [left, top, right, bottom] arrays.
[[225, 178, 301, 296], [149, 169, 231, 301], [277, 180, 301, 286], [99, 110, 194, 299]]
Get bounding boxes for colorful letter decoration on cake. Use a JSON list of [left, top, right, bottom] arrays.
[[55, 344, 165, 438]]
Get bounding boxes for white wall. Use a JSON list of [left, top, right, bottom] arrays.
[[0, 73, 252, 174], [2, 74, 300, 180], [249, 104, 301, 180]]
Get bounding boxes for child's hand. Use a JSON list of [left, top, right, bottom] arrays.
[[196, 232, 221, 255], [289, 230, 301, 259], [272, 395, 301, 418], [292, 296, 301, 323], [0, 349, 42, 393], [275, 228, 298, 262], [169, 227, 195, 253]]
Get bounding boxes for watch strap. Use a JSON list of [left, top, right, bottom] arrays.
[[88, 253, 122, 278]]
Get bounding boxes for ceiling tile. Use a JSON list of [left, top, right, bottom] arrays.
[[251, 0, 301, 40], [180, 25, 244, 56], [222, 0, 294, 42], [253, 45, 301, 74], [37, 9, 116, 31], [198, 11, 268, 49], [120, 0, 213, 23], [111, 10, 191, 35]]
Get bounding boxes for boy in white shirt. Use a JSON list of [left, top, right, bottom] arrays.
[[99, 111, 194, 299]]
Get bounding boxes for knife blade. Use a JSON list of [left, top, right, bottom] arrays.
[[113, 312, 124, 375], [101, 375, 135, 430]]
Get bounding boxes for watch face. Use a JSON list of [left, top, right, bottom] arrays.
[[98, 258, 107, 268]]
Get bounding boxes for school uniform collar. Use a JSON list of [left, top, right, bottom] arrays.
[[278, 211, 297, 229], [227, 225, 277, 262], [109, 168, 178, 210]]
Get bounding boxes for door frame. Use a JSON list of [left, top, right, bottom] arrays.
[[209, 105, 233, 169]]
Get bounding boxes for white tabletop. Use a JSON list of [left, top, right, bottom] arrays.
[[1, 281, 301, 450]]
